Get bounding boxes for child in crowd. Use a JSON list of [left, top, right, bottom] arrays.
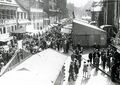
[[87, 60, 91, 78], [83, 61, 87, 78]]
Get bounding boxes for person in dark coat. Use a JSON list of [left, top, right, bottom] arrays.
[[111, 62, 120, 82], [71, 51, 77, 61], [93, 51, 96, 65], [114, 50, 120, 64], [93, 49, 100, 65], [66, 40, 70, 53], [63, 40, 67, 53], [74, 60, 79, 77], [107, 54, 111, 71], [89, 52, 93, 64], [56, 39, 60, 51], [95, 54, 100, 71], [68, 62, 75, 81], [101, 51, 107, 70], [78, 53, 82, 68], [42, 40, 47, 50], [50, 41, 53, 48]]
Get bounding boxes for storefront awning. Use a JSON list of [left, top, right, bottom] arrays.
[[0, 34, 13, 42]]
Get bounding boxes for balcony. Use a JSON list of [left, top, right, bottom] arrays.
[[0, 19, 16, 25], [18, 19, 31, 24]]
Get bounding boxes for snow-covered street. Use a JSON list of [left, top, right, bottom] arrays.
[[63, 53, 119, 85]]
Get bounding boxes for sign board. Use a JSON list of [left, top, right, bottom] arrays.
[[17, 40, 23, 49]]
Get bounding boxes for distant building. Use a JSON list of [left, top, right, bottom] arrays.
[[43, 0, 68, 24], [16, 5, 31, 32], [43, 0, 59, 24], [103, 0, 119, 31], [0, 0, 18, 35], [0, 0, 18, 43], [56, 0, 68, 20], [16, 0, 44, 31], [91, 1, 103, 27]]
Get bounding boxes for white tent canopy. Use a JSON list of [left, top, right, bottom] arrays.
[[0, 49, 68, 85], [0, 34, 13, 42]]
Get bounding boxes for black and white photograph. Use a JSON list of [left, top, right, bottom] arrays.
[[0, 0, 120, 85]]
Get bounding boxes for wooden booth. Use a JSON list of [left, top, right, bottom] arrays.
[[72, 20, 107, 47]]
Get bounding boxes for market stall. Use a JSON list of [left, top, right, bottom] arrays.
[[0, 49, 68, 85], [72, 20, 107, 47]]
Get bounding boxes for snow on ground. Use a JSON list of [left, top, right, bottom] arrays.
[[63, 53, 119, 85]]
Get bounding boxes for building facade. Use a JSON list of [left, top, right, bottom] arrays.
[[56, 0, 68, 20], [29, 0, 44, 30], [17, 6, 30, 31], [15, 0, 44, 31], [43, 0, 59, 24], [90, 1, 104, 27], [0, 0, 18, 35], [43, 0, 68, 24], [103, 0, 119, 30]]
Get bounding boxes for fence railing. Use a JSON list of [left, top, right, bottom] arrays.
[[0, 49, 31, 76], [0, 49, 19, 76]]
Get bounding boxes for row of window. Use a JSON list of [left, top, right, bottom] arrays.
[[34, 22, 43, 30], [0, 9, 29, 20], [0, 10, 45, 21], [17, 12, 28, 20], [0, 9, 16, 19], [0, 25, 17, 34], [31, 12, 43, 20]]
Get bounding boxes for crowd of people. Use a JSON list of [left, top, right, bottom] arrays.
[[88, 45, 120, 72], [0, 21, 72, 73], [0, 19, 119, 82], [68, 46, 83, 81], [68, 44, 120, 82], [89, 45, 120, 81], [0, 39, 18, 72], [23, 24, 72, 54]]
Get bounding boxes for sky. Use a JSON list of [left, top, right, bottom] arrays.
[[67, 0, 102, 7]]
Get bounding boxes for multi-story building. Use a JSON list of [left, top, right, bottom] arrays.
[[0, 0, 18, 36], [15, 0, 44, 32], [56, 0, 68, 20], [90, 1, 104, 27], [43, 0, 59, 24], [16, 5, 30, 32], [103, 0, 119, 30], [43, 0, 68, 25]]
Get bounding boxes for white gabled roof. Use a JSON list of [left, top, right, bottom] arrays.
[[73, 19, 105, 32], [91, 6, 102, 12], [0, 49, 68, 85], [17, 7, 26, 12]]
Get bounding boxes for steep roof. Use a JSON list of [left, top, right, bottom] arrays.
[[73, 19, 106, 35], [15, 0, 43, 12]]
